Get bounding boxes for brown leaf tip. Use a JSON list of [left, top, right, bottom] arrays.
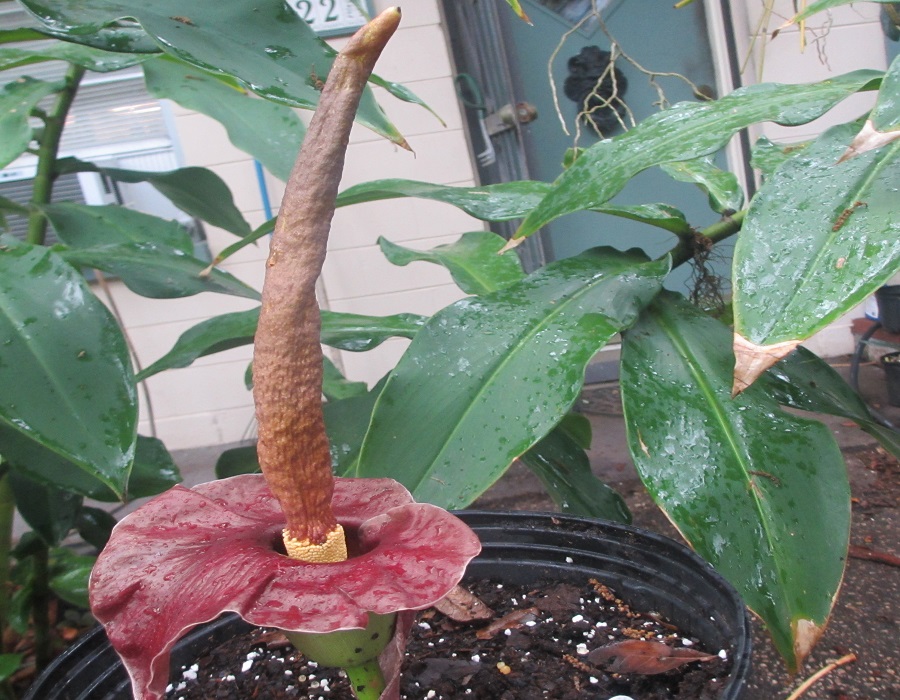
[[732, 333, 800, 397]]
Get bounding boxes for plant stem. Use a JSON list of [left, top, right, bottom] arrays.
[[26, 63, 85, 245], [344, 660, 387, 700], [669, 208, 746, 269], [0, 469, 13, 650], [31, 540, 51, 674]]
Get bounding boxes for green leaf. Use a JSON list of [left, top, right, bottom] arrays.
[[0, 654, 23, 683], [127, 435, 181, 499], [57, 159, 251, 236], [516, 70, 882, 239], [8, 471, 82, 546], [337, 179, 694, 236], [19, 0, 408, 145], [48, 547, 94, 608], [0, 427, 179, 501], [761, 347, 900, 460], [660, 156, 744, 214], [0, 41, 147, 73], [41, 202, 259, 299], [0, 237, 135, 497], [138, 307, 259, 380], [61, 242, 260, 299], [138, 307, 422, 381], [750, 137, 810, 178], [43, 201, 191, 250], [337, 179, 552, 220], [355, 248, 669, 507], [733, 124, 900, 347], [143, 56, 305, 182], [0, 77, 62, 170], [789, 0, 896, 24], [203, 216, 275, 268], [520, 422, 631, 522], [379, 232, 524, 295], [324, 379, 387, 477], [620, 294, 849, 670], [871, 53, 900, 133], [321, 310, 426, 352], [74, 506, 117, 549], [322, 356, 368, 402], [215, 444, 259, 479]]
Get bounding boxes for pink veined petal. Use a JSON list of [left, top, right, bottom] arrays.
[[89, 475, 481, 700]]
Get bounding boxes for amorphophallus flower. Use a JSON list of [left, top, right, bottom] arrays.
[[89, 9, 481, 700]]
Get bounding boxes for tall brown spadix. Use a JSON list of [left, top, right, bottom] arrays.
[[253, 8, 404, 563]]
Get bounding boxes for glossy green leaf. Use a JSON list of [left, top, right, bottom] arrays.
[[516, 70, 882, 239], [660, 156, 744, 214], [203, 217, 275, 268], [337, 179, 551, 220], [379, 231, 524, 295], [0, 28, 46, 44], [75, 506, 118, 549], [127, 435, 182, 499], [789, 0, 895, 23], [620, 294, 849, 669], [321, 310, 426, 351], [41, 203, 258, 299], [0, 77, 61, 169], [43, 201, 190, 249], [143, 56, 305, 182], [322, 356, 368, 402], [760, 347, 900, 460], [520, 421, 630, 523], [48, 547, 94, 608], [0, 41, 146, 73], [0, 427, 179, 501], [215, 444, 259, 479], [8, 470, 81, 546], [355, 248, 669, 507], [750, 137, 810, 178], [11, 5, 161, 54], [337, 178, 694, 235], [138, 306, 420, 381], [0, 237, 135, 497], [871, 53, 900, 133], [0, 654, 23, 683], [61, 243, 260, 300], [0, 195, 28, 215], [57, 159, 251, 236], [18, 0, 407, 144], [138, 308, 259, 381], [325, 379, 387, 477], [734, 124, 900, 346]]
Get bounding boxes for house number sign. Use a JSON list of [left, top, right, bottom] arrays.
[[289, 1, 375, 38]]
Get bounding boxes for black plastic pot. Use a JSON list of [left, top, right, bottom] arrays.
[[881, 351, 900, 407], [875, 285, 900, 333], [26, 511, 752, 699]]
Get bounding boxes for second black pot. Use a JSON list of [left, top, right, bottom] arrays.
[[26, 511, 752, 699]]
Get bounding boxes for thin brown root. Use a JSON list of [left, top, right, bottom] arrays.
[[784, 653, 857, 700]]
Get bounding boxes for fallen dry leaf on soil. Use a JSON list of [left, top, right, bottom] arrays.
[[587, 639, 717, 674]]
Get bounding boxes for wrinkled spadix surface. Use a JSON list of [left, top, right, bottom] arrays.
[[89, 475, 480, 700]]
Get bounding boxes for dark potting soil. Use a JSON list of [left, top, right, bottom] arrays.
[[165, 578, 732, 700]]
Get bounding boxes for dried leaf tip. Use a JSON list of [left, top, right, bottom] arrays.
[[731, 333, 800, 397]]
